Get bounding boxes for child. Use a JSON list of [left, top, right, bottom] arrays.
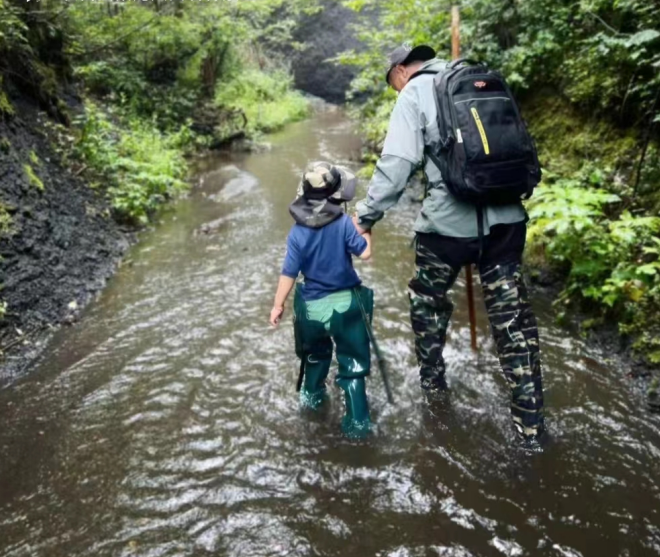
[[270, 161, 374, 437]]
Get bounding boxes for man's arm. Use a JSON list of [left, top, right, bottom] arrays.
[[355, 90, 424, 231], [355, 155, 417, 231]]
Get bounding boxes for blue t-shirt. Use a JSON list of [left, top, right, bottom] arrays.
[[282, 214, 367, 301]]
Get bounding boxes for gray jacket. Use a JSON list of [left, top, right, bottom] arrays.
[[356, 59, 526, 237]]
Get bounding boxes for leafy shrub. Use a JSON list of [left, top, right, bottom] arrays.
[[527, 170, 660, 354], [215, 69, 309, 135], [66, 1, 310, 133], [73, 102, 188, 224]]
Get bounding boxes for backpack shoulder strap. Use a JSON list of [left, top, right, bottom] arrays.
[[407, 69, 439, 82], [447, 58, 482, 70]]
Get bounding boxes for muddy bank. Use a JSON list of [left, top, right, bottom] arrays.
[[524, 269, 660, 412], [0, 101, 130, 383]]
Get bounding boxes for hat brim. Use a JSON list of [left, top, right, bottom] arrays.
[[333, 165, 357, 202], [386, 45, 437, 84]]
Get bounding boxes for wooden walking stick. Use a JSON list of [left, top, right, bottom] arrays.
[[451, 4, 478, 353]]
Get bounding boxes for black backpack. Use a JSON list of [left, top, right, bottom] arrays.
[[417, 58, 541, 206]]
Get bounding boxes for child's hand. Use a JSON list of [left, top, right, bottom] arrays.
[[270, 305, 284, 327], [352, 213, 368, 235]]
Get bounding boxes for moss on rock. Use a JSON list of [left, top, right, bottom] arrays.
[[23, 163, 44, 191], [522, 93, 640, 178], [0, 78, 14, 118]]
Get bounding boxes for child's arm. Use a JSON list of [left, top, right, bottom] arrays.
[[347, 215, 372, 261], [270, 275, 296, 327], [359, 231, 372, 261], [272, 228, 302, 327]]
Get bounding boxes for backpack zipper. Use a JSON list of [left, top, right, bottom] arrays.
[[454, 96, 511, 104]]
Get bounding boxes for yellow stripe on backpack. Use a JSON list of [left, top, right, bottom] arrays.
[[470, 107, 490, 155]]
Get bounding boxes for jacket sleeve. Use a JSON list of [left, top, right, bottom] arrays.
[[355, 155, 417, 230], [355, 89, 424, 230]]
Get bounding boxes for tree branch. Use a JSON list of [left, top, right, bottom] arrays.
[[74, 16, 158, 58], [633, 86, 660, 199], [586, 11, 621, 35]]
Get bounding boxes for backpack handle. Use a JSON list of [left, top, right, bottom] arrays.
[[448, 58, 482, 69]]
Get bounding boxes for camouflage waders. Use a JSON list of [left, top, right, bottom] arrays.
[[408, 233, 545, 441], [293, 285, 373, 437]]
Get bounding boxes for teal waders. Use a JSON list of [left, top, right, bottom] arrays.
[[293, 284, 373, 437]]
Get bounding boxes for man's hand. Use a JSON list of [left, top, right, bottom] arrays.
[[352, 213, 368, 235], [270, 305, 284, 327]]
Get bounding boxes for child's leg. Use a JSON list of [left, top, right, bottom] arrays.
[[300, 325, 332, 409], [330, 287, 372, 436], [294, 287, 332, 410]]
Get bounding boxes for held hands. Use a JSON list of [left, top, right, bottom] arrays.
[[270, 305, 284, 327], [352, 213, 368, 236]]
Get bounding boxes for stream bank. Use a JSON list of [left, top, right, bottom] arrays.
[[0, 101, 131, 382]]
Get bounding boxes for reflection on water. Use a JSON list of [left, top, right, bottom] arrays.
[[1, 106, 659, 557]]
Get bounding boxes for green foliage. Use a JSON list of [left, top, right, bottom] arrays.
[[527, 169, 660, 358], [0, 79, 14, 116], [73, 102, 188, 225], [0, 0, 28, 54], [341, 0, 660, 151], [66, 0, 315, 130], [0, 203, 12, 236], [215, 69, 309, 135], [336, 0, 448, 152], [1, 0, 315, 228], [23, 163, 44, 191]]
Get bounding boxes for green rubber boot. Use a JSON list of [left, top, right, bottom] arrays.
[[294, 284, 333, 411], [336, 376, 370, 438], [332, 287, 373, 438], [300, 354, 331, 410]]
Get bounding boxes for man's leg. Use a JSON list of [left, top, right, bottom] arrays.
[[408, 239, 461, 390], [479, 262, 545, 441], [331, 288, 372, 437]]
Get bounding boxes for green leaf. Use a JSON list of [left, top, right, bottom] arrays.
[[626, 29, 660, 47], [637, 264, 660, 276]]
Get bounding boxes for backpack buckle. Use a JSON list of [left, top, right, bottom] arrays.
[[441, 135, 455, 151]]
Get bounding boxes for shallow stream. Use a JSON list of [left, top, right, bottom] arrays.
[[1, 107, 659, 557]]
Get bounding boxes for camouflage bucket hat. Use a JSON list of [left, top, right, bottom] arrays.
[[298, 161, 357, 202]]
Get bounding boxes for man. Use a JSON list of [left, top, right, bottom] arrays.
[[353, 44, 546, 446]]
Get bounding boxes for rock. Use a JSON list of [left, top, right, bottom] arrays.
[[277, 0, 373, 103], [195, 216, 229, 236]]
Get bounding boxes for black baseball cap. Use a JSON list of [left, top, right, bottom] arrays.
[[385, 44, 436, 84]]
